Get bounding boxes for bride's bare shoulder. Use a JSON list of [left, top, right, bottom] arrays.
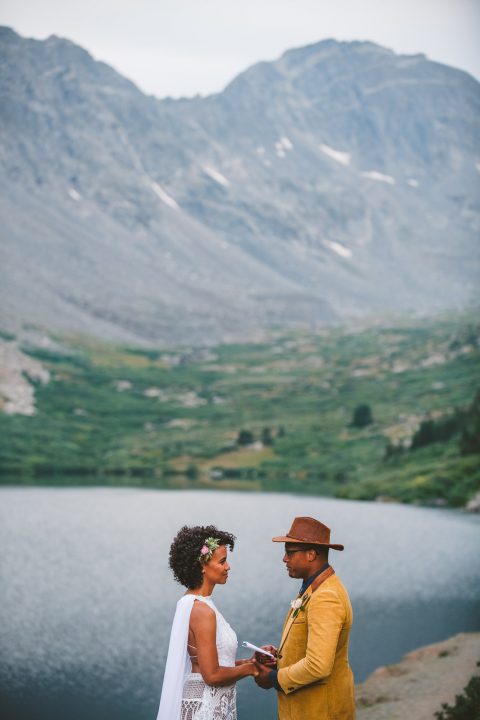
[[190, 599, 216, 622]]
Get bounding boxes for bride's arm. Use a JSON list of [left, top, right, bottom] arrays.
[[190, 602, 258, 686]]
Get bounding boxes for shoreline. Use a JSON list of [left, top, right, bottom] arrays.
[[0, 480, 479, 508], [356, 632, 480, 719]]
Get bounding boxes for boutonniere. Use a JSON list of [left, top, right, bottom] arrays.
[[290, 593, 309, 619]]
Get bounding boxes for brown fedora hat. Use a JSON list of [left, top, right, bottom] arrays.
[[272, 516, 344, 551]]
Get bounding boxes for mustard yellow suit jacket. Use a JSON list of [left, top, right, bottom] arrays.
[[276, 573, 355, 720]]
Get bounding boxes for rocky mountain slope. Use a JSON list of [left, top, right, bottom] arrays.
[[1, 27, 479, 344]]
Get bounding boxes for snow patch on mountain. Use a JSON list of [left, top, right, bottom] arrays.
[[325, 240, 353, 259], [203, 165, 230, 187], [275, 136, 293, 158], [361, 171, 395, 185], [320, 144, 351, 166], [68, 188, 81, 201], [151, 182, 180, 210]]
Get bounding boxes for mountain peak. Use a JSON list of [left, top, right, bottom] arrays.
[[283, 36, 393, 57]]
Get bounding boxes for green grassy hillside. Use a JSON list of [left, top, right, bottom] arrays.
[[1, 314, 479, 506]]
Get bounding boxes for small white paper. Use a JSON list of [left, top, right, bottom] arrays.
[[241, 641, 275, 658]]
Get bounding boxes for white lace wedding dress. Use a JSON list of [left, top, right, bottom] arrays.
[[181, 596, 238, 720], [156, 594, 238, 720]]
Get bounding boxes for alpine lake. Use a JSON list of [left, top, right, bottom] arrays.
[[1, 488, 479, 720]]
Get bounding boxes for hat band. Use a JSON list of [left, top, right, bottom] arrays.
[[286, 532, 329, 544]]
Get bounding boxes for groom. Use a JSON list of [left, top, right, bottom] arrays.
[[255, 516, 355, 719]]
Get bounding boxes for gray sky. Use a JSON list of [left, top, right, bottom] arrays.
[[1, 0, 479, 98]]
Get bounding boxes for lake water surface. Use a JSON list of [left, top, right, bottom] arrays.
[[1, 488, 479, 720]]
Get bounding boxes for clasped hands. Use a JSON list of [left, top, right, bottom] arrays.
[[251, 645, 278, 689]]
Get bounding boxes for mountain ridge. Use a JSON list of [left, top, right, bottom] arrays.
[[0, 27, 479, 345]]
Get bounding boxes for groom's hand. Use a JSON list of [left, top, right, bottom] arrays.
[[254, 644, 278, 667], [254, 661, 274, 689]]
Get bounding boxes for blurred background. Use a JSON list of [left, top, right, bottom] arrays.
[[0, 1, 479, 719]]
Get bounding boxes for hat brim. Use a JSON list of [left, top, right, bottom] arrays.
[[272, 535, 344, 551]]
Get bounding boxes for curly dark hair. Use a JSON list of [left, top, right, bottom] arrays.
[[169, 525, 236, 589]]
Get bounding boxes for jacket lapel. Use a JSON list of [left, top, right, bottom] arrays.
[[278, 566, 336, 657], [279, 585, 313, 653]]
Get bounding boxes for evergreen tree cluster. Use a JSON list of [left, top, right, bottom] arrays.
[[410, 390, 480, 454], [460, 390, 480, 455], [411, 416, 463, 450], [236, 426, 284, 446], [385, 389, 480, 459], [435, 665, 480, 720], [351, 404, 374, 428]]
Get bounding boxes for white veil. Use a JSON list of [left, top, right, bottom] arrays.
[[156, 594, 195, 720]]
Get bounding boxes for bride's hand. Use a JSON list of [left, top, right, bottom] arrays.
[[253, 661, 275, 688]]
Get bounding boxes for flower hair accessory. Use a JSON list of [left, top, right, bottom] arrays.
[[198, 537, 220, 564]]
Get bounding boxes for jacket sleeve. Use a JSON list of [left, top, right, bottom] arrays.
[[277, 588, 344, 694]]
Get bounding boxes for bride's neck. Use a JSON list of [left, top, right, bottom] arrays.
[[188, 579, 215, 597]]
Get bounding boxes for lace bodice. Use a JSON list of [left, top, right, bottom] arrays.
[[181, 595, 238, 720], [195, 596, 238, 666]]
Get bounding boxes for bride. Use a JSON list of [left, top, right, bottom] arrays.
[[156, 525, 259, 720]]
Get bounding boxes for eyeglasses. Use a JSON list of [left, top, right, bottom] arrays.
[[284, 548, 306, 557]]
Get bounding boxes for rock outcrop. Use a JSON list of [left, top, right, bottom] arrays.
[[356, 632, 480, 719], [0, 339, 50, 415]]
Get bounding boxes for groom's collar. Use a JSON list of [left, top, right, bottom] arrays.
[[299, 563, 330, 596]]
